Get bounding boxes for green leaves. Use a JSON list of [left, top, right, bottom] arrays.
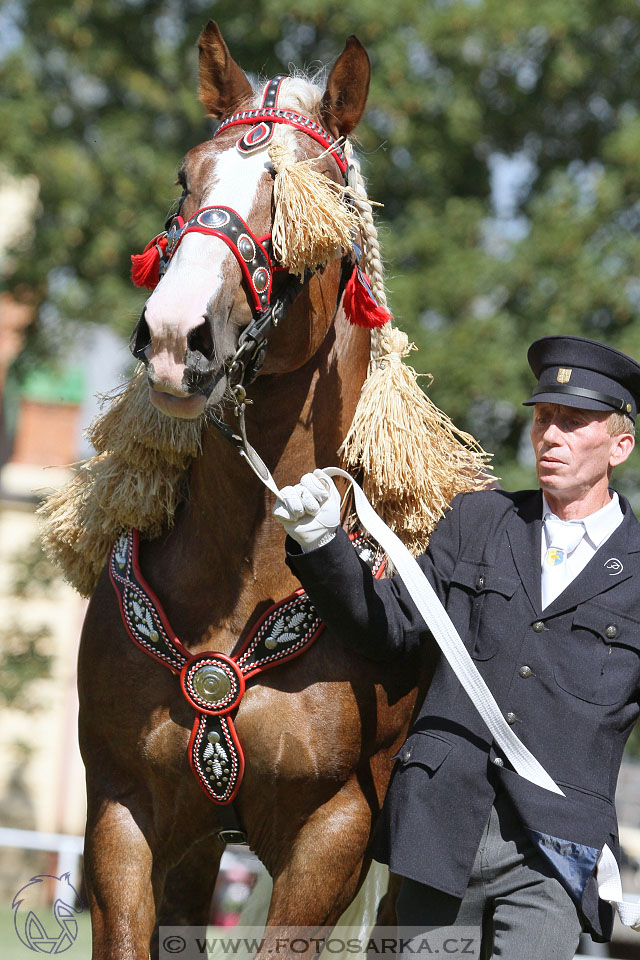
[[5, 0, 640, 501]]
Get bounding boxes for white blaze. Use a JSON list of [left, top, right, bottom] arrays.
[[143, 145, 272, 373]]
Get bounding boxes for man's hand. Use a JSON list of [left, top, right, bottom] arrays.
[[273, 469, 341, 552]]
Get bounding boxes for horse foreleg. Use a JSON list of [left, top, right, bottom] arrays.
[[84, 789, 162, 960], [150, 834, 224, 960], [255, 782, 374, 952]]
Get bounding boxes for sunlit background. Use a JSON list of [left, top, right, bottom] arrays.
[[2, 2, 640, 957]]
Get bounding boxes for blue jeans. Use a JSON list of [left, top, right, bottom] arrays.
[[396, 793, 584, 959]]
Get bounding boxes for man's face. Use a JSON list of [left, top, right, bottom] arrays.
[[530, 403, 630, 507]]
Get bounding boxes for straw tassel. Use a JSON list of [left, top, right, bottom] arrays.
[[41, 127, 493, 592], [340, 326, 493, 555], [38, 368, 203, 596], [269, 141, 358, 277], [131, 234, 168, 289]]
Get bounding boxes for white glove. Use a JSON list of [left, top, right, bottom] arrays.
[[273, 469, 341, 552]]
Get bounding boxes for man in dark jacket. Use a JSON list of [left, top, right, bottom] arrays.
[[273, 336, 640, 959]]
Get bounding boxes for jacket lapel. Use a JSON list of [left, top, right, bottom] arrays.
[[542, 495, 639, 617], [507, 491, 543, 613]]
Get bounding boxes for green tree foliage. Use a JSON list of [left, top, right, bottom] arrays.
[[3, 1, 640, 759], [4, 0, 640, 499], [0, 625, 51, 710], [0, 538, 55, 710]]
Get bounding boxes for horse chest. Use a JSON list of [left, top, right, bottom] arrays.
[[234, 680, 364, 782]]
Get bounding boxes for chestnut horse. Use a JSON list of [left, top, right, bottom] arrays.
[[78, 23, 427, 958]]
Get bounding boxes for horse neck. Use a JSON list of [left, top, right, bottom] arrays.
[[189, 309, 370, 552]]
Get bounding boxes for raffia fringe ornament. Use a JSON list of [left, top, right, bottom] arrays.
[[269, 141, 359, 277], [38, 367, 203, 596], [340, 326, 493, 555], [40, 137, 491, 591]]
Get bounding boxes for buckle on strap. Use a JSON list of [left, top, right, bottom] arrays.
[[217, 828, 248, 845]]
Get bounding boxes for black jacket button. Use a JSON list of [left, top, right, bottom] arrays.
[[519, 665, 532, 678], [401, 749, 412, 763], [532, 620, 545, 633], [605, 624, 618, 639], [476, 575, 485, 589]]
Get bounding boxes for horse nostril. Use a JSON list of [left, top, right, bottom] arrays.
[[187, 319, 215, 362], [130, 309, 152, 362]]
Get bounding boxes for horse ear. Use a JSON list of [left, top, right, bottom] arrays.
[[197, 20, 254, 118], [320, 36, 371, 139]]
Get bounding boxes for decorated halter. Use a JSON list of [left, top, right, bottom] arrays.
[[131, 77, 345, 296], [130, 75, 390, 390], [161, 205, 276, 316]]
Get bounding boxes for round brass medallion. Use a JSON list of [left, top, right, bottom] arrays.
[[192, 665, 232, 704]]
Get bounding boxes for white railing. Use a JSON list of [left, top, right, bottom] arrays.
[[0, 826, 259, 891], [0, 830, 623, 959], [0, 826, 84, 886]]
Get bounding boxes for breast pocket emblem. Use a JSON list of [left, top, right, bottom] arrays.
[[604, 557, 623, 575]]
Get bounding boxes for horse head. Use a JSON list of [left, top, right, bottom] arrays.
[[130, 21, 371, 420]]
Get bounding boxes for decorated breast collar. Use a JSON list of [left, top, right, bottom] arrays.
[[110, 528, 384, 805]]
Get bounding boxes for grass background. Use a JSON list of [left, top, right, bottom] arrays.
[[0, 903, 92, 959]]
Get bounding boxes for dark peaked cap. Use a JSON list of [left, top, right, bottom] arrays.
[[523, 335, 640, 422]]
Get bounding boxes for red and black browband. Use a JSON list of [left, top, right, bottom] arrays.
[[225, 73, 348, 175], [130, 75, 391, 335], [130, 76, 346, 300]]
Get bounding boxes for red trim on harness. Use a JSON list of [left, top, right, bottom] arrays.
[[166, 206, 274, 315], [215, 111, 348, 175], [110, 526, 385, 805], [187, 712, 245, 805], [109, 528, 192, 673]]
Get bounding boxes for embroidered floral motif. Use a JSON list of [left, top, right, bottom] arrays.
[[114, 532, 128, 570], [204, 740, 228, 763], [131, 600, 159, 642], [110, 527, 385, 805], [265, 609, 307, 648]]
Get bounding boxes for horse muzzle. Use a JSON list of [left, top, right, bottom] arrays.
[[130, 309, 231, 416]]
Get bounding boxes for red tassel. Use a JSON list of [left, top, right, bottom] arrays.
[[343, 265, 392, 329], [131, 235, 168, 289]]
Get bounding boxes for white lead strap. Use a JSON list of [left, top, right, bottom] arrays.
[[322, 469, 565, 796], [259, 455, 640, 928], [323, 469, 640, 931]]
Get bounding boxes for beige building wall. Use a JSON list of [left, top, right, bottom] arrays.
[[0, 462, 87, 841]]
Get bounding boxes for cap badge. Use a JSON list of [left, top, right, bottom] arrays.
[[557, 368, 572, 383]]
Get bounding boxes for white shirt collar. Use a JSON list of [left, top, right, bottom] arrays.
[[541, 491, 623, 549]]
